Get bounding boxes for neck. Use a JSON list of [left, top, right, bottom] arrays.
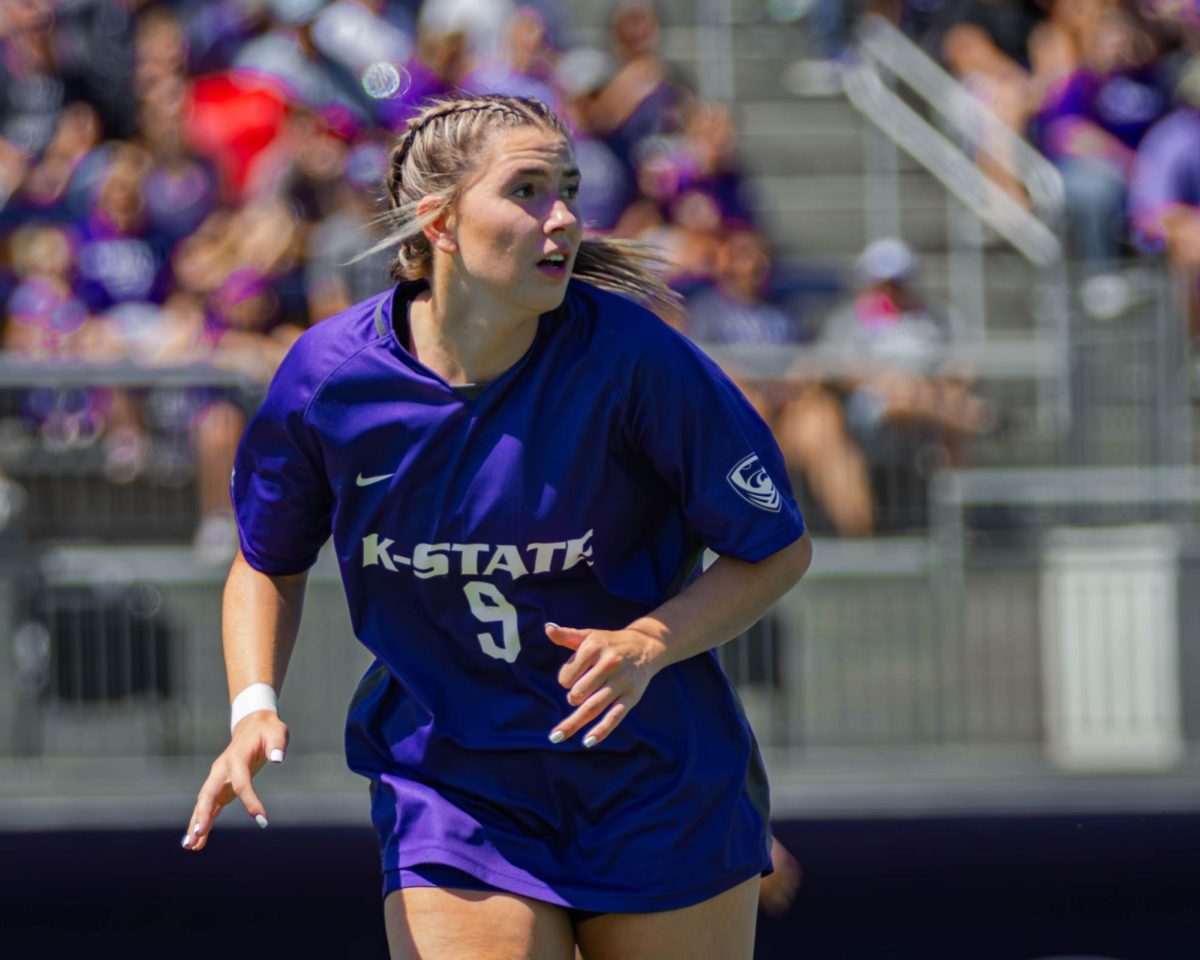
[[408, 271, 541, 385]]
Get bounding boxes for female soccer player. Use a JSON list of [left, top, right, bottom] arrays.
[[182, 94, 812, 960]]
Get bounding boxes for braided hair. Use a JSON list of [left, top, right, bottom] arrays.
[[359, 94, 679, 311]]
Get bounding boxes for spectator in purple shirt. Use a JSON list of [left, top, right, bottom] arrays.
[[73, 142, 172, 314], [1130, 54, 1200, 342], [1035, 9, 1170, 266], [590, 1, 689, 167], [671, 101, 757, 231]]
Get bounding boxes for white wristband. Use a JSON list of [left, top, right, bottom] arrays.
[[230, 682, 279, 734]]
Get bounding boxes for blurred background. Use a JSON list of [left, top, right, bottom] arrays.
[[1, 0, 1200, 957]]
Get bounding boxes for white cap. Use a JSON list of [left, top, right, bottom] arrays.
[[856, 237, 919, 284]]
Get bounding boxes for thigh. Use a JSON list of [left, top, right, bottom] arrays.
[[574, 875, 761, 960], [384, 886, 577, 960]]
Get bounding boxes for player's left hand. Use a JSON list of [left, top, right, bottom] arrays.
[[545, 623, 668, 748]]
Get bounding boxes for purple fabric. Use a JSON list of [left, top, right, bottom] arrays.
[[7, 278, 88, 339], [570, 132, 636, 232], [1129, 107, 1200, 252], [684, 284, 803, 344], [232, 279, 801, 911], [143, 158, 221, 247], [1037, 64, 1171, 158], [73, 213, 170, 312], [670, 161, 756, 230]]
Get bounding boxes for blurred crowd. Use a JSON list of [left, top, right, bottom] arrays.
[[821, 1, 1200, 324], [0, 0, 802, 554], [2, 0, 960, 549], [12, 0, 1192, 551]]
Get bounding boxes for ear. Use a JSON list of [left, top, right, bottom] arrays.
[[417, 195, 457, 255]]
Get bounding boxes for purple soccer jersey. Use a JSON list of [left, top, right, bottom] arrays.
[[232, 278, 806, 912]]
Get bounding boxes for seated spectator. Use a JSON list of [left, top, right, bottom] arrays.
[[590, 0, 690, 166], [788, 238, 994, 535], [417, 0, 514, 65], [1026, 0, 1116, 117], [250, 103, 353, 219], [1130, 54, 1200, 343], [1035, 8, 1171, 269], [1136, 0, 1200, 68], [0, 0, 67, 160], [682, 229, 866, 535], [138, 81, 222, 249], [72, 143, 173, 320], [554, 48, 638, 235], [462, 5, 559, 105], [2, 221, 145, 477], [0, 101, 102, 230], [3, 223, 91, 363], [684, 229, 809, 345], [304, 138, 393, 322], [133, 5, 190, 99], [938, 0, 1050, 206], [672, 100, 758, 231], [158, 199, 310, 564], [377, 17, 473, 129]]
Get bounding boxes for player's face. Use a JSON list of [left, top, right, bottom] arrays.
[[448, 125, 582, 319]]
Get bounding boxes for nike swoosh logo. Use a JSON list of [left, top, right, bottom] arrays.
[[356, 473, 393, 487]]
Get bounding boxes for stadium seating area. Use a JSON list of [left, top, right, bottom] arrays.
[[2, 0, 1197, 551], [2, 1, 1200, 891], [4, 12, 1200, 959]]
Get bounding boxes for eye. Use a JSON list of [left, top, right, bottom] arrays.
[[561, 182, 580, 200], [512, 182, 535, 199]]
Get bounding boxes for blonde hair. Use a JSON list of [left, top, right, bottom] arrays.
[[364, 93, 680, 311]]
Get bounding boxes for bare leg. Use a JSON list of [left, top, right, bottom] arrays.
[[383, 886, 577, 960], [776, 385, 875, 537], [574, 875, 760, 960]]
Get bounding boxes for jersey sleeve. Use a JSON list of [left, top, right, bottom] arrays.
[[623, 321, 806, 562], [231, 345, 334, 575]]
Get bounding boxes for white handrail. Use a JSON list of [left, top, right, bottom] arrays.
[[844, 14, 1065, 267], [843, 62, 1063, 266], [855, 15, 1065, 220]]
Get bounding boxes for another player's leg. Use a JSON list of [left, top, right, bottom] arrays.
[[383, 886, 577, 960], [572, 875, 760, 960]]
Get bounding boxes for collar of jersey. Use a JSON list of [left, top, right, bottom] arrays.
[[373, 279, 568, 402]]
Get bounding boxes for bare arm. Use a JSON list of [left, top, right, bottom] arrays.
[[546, 532, 813, 746], [221, 549, 308, 702], [183, 550, 309, 851]]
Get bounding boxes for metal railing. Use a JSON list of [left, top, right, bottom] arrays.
[[839, 13, 1072, 436], [842, 13, 1064, 265]]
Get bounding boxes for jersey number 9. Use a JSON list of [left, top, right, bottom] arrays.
[[463, 581, 521, 663]]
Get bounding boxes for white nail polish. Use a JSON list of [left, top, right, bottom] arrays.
[[545, 622, 560, 630], [181, 833, 192, 848], [192, 823, 201, 835], [549, 730, 565, 744], [256, 814, 269, 829], [269, 749, 285, 764], [583, 735, 597, 748]]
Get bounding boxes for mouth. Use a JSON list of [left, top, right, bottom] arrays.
[[536, 251, 570, 278]]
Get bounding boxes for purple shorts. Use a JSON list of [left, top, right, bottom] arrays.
[[383, 863, 606, 925]]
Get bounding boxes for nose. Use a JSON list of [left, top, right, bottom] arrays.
[[546, 198, 579, 234]]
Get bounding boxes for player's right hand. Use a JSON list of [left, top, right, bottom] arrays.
[[181, 711, 289, 851]]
